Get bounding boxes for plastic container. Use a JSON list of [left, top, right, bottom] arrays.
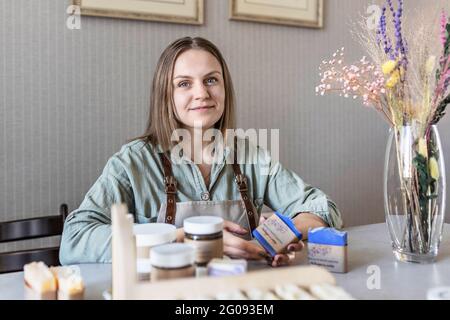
[[184, 216, 224, 266], [133, 223, 177, 281], [150, 243, 195, 282]]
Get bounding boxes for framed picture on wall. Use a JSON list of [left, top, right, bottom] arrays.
[[73, 0, 204, 25], [229, 0, 323, 28]]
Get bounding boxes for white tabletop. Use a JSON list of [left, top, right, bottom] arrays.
[[1, 223, 449, 300]]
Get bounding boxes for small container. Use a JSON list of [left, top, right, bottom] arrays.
[[207, 258, 247, 277], [150, 243, 195, 282], [184, 216, 224, 266], [252, 211, 302, 257], [307, 227, 348, 273], [133, 223, 177, 281]]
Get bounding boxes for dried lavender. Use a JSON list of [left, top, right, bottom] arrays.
[[377, 5, 395, 60]]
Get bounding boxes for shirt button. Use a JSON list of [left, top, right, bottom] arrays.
[[201, 192, 210, 201]]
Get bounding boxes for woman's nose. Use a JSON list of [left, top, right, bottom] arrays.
[[193, 83, 210, 99]]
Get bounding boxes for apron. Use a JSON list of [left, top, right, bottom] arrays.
[[156, 137, 259, 240]]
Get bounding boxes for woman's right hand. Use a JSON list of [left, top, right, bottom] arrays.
[[223, 220, 269, 260]]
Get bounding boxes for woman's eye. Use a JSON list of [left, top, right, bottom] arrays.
[[205, 77, 218, 85], [177, 81, 190, 88]]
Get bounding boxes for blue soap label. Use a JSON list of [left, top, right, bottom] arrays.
[[308, 227, 347, 246]]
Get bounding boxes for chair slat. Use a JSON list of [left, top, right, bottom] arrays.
[[0, 204, 68, 273], [0, 216, 64, 242], [0, 247, 60, 274]]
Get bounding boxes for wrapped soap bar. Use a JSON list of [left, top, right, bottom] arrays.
[[207, 258, 247, 277], [307, 227, 348, 273], [50, 266, 85, 300], [309, 283, 354, 300], [252, 211, 302, 257], [23, 262, 57, 300], [274, 284, 316, 300]]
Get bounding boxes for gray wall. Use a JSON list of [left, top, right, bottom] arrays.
[[1, 0, 449, 252]]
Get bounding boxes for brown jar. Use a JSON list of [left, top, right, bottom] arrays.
[[183, 216, 224, 266]]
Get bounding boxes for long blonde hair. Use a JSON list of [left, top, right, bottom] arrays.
[[135, 37, 236, 151]]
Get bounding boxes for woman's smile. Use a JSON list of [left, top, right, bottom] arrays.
[[189, 105, 215, 112]]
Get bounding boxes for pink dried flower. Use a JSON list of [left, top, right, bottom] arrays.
[[315, 48, 386, 109]]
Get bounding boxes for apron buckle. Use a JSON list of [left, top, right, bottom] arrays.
[[164, 176, 177, 194], [235, 174, 248, 192]]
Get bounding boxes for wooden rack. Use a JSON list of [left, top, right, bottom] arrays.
[[111, 204, 337, 300]]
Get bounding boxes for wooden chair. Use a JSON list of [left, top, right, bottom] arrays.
[[0, 204, 69, 273]]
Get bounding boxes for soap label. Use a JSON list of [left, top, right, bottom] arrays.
[[185, 238, 223, 266], [257, 214, 298, 253], [308, 243, 348, 273]]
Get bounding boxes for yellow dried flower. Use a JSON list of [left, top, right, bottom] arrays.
[[382, 60, 397, 75], [417, 138, 428, 158], [425, 56, 436, 74], [386, 70, 401, 88], [429, 157, 439, 180]]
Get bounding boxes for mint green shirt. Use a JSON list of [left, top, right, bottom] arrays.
[[60, 139, 343, 264]]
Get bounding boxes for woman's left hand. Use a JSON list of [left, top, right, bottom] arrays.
[[258, 216, 305, 267]]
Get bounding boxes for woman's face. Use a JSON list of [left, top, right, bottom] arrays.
[[172, 49, 225, 132]]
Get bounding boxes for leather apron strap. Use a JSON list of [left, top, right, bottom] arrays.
[[158, 152, 177, 224], [231, 136, 258, 232]]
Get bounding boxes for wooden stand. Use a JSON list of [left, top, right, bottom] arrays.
[[111, 204, 337, 300]]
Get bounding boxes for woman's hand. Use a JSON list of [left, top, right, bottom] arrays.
[[223, 220, 266, 259], [258, 216, 304, 267], [223, 219, 305, 267]]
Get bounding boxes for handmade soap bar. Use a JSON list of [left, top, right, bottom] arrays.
[[307, 227, 348, 273], [207, 258, 247, 277], [50, 266, 85, 300], [23, 262, 57, 300], [252, 211, 302, 257]]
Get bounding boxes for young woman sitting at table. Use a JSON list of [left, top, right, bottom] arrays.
[[60, 37, 343, 267]]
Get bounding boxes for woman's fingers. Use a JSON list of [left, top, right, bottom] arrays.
[[271, 254, 290, 267], [223, 246, 251, 259], [287, 241, 305, 252], [259, 215, 267, 225], [224, 244, 269, 260], [223, 220, 248, 235], [241, 241, 270, 260], [223, 231, 268, 260]]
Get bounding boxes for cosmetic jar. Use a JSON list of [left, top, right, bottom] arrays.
[[150, 243, 195, 282], [133, 223, 177, 281], [184, 216, 224, 266]]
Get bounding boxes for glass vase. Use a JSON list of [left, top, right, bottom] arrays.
[[384, 124, 446, 263]]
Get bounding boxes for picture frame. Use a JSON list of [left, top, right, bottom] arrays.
[[229, 0, 323, 28], [72, 0, 204, 25]]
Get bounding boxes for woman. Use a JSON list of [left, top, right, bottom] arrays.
[[60, 37, 343, 267]]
